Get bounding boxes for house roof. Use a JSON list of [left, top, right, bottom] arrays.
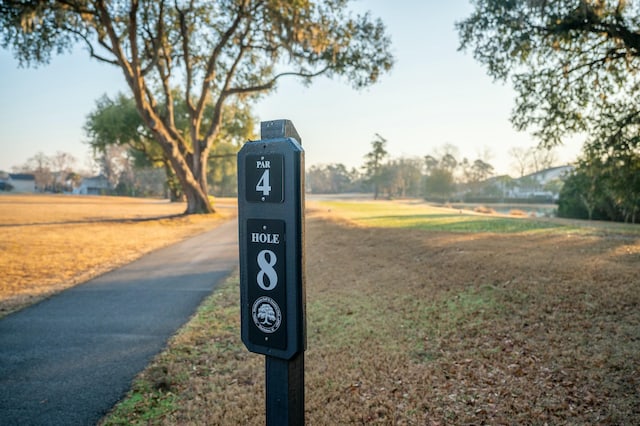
[[9, 173, 36, 181], [82, 174, 109, 182]]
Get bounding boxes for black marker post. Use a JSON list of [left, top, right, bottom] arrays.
[[238, 120, 306, 425]]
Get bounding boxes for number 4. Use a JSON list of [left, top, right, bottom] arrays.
[[256, 169, 271, 196]]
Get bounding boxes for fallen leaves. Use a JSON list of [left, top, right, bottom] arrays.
[[104, 204, 640, 424]]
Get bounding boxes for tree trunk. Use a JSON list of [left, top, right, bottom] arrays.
[[169, 150, 214, 214], [131, 90, 214, 214], [163, 161, 184, 202], [183, 181, 213, 214]]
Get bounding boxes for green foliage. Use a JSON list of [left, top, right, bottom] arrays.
[[459, 0, 640, 218], [558, 149, 640, 223], [458, 0, 640, 150], [208, 101, 258, 197], [306, 163, 360, 194], [363, 133, 389, 199], [379, 157, 423, 198], [85, 93, 257, 199], [423, 167, 456, 201], [423, 149, 467, 201], [85, 95, 147, 156]]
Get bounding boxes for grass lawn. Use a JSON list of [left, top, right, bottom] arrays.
[[320, 199, 640, 235], [101, 199, 640, 424], [0, 194, 235, 316]]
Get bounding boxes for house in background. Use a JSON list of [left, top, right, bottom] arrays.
[[0, 171, 11, 191], [75, 175, 111, 195], [458, 165, 574, 203], [507, 165, 574, 200], [10, 173, 37, 192], [0, 172, 37, 193]]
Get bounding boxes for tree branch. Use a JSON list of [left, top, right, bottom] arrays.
[[128, 0, 141, 80], [94, 0, 134, 83], [175, 0, 195, 116], [62, 25, 120, 65], [196, 2, 249, 118], [140, 3, 165, 78], [222, 66, 331, 98], [203, 38, 250, 149]]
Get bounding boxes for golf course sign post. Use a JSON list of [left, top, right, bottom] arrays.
[[238, 119, 306, 424]]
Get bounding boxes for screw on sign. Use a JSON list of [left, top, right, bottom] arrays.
[[237, 119, 306, 425]]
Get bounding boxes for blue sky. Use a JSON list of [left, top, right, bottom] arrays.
[[0, 0, 583, 175]]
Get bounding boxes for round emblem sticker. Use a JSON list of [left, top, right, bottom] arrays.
[[252, 296, 282, 333]]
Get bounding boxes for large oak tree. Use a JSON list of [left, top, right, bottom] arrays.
[[1, 0, 393, 213], [85, 93, 256, 200]]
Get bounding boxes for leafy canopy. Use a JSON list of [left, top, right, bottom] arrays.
[[458, 0, 640, 155], [1, 1, 393, 91]]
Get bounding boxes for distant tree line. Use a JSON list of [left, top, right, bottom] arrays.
[[306, 164, 363, 194], [309, 131, 637, 223], [10, 151, 82, 193], [306, 137, 523, 202]]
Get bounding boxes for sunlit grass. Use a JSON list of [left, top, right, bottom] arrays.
[[316, 199, 640, 236], [319, 200, 564, 233], [101, 208, 640, 424], [0, 193, 186, 225], [0, 194, 237, 316], [102, 268, 508, 424], [359, 214, 560, 233]]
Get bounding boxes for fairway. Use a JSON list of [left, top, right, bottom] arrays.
[[0, 194, 235, 316], [103, 198, 640, 424], [319, 199, 640, 235]]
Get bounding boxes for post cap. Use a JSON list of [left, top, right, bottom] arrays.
[[260, 120, 302, 144]]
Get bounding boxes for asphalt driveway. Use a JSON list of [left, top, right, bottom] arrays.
[[0, 218, 238, 425]]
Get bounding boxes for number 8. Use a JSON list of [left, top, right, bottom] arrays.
[[257, 249, 278, 290]]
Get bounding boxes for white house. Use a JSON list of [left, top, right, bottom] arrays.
[[508, 165, 574, 199], [76, 175, 111, 195], [0, 172, 37, 192], [0, 171, 10, 191], [10, 174, 37, 192]]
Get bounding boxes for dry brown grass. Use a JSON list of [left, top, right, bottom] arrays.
[[103, 201, 640, 425], [508, 209, 528, 217], [0, 194, 236, 316], [473, 205, 496, 214]]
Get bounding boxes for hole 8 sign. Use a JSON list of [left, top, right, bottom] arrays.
[[247, 219, 287, 349]]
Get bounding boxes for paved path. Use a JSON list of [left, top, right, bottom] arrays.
[[0, 219, 238, 426]]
